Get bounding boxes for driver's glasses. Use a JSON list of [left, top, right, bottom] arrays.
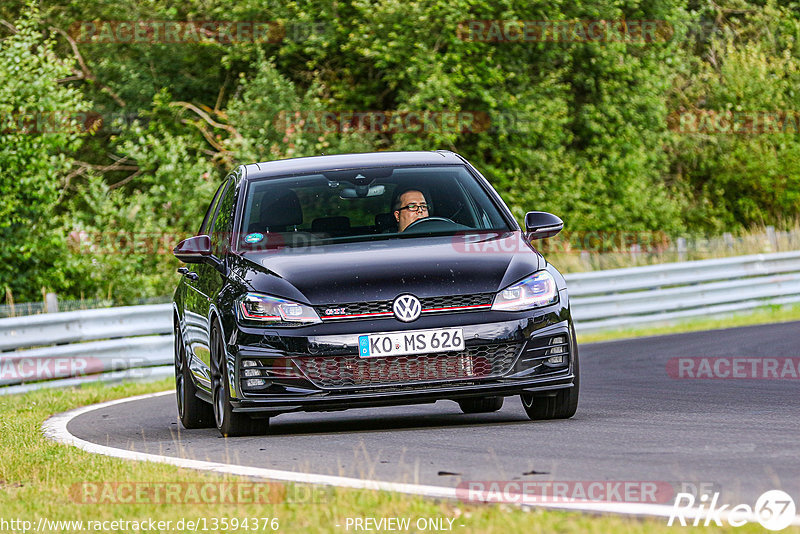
[[398, 203, 429, 213]]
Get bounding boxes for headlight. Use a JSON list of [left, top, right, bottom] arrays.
[[491, 271, 558, 311], [237, 292, 321, 325]]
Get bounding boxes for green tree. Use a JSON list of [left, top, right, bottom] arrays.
[[0, 4, 90, 301], [667, 2, 800, 230]]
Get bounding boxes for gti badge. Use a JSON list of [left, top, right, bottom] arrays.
[[393, 294, 421, 322]]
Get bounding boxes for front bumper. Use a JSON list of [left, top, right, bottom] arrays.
[[224, 303, 575, 415], [231, 374, 575, 414]]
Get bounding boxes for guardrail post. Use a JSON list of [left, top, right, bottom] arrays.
[[3, 286, 14, 318], [766, 226, 778, 252], [580, 250, 590, 269], [723, 233, 734, 250], [45, 293, 59, 313], [677, 237, 687, 261], [630, 243, 641, 262]]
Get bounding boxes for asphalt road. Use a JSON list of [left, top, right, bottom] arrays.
[[67, 322, 800, 506]]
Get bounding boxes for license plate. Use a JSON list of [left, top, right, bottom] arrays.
[[358, 328, 464, 358]]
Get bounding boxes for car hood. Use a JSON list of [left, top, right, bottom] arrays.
[[234, 232, 541, 305]]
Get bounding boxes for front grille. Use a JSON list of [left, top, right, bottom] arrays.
[[291, 342, 521, 389], [421, 293, 493, 310], [318, 300, 393, 317], [315, 293, 494, 320]]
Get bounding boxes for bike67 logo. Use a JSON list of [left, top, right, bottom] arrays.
[[668, 490, 796, 530]]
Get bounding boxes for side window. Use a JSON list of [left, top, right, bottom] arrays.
[[211, 179, 236, 255], [198, 180, 227, 235]]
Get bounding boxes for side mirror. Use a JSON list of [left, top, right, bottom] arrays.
[[173, 235, 213, 264], [524, 211, 563, 239]]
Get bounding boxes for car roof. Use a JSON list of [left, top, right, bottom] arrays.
[[242, 151, 464, 180]]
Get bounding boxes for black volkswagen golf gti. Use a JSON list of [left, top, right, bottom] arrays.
[[173, 151, 579, 436]]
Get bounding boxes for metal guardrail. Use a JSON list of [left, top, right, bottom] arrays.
[[0, 295, 172, 319], [0, 366, 173, 396], [2, 250, 800, 393], [0, 304, 173, 395], [566, 251, 800, 331], [0, 304, 172, 351]]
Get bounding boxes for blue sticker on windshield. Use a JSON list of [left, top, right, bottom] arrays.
[[244, 233, 264, 244]]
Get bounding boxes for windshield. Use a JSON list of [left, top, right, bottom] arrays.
[[237, 165, 512, 250]]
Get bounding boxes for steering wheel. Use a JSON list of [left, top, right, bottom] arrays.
[[403, 216, 457, 232]]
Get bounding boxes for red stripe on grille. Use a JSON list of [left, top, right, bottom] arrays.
[[322, 311, 394, 319], [423, 304, 492, 312]]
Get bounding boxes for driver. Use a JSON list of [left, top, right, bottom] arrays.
[[393, 189, 429, 232]]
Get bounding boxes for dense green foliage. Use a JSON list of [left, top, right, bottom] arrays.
[[1, 0, 799, 302], [0, 5, 89, 300]]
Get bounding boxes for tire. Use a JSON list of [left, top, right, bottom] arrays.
[[174, 324, 214, 429], [521, 325, 580, 420], [210, 323, 269, 437], [458, 396, 504, 414]]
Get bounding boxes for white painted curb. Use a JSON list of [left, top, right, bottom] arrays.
[[43, 391, 800, 527]]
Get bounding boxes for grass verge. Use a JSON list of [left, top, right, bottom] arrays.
[[0, 378, 792, 533], [578, 303, 800, 344]]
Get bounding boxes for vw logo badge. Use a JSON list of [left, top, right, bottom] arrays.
[[393, 294, 421, 322]]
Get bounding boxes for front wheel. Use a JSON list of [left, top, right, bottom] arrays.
[[175, 324, 214, 429], [210, 325, 269, 437], [521, 325, 580, 420]]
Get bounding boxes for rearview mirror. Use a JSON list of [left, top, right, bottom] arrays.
[[173, 235, 212, 264], [339, 185, 385, 198], [524, 211, 563, 239]]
